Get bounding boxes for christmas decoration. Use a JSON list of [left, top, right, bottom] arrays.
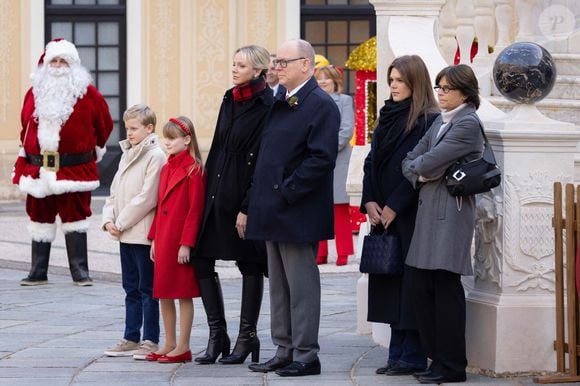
[[345, 37, 379, 232]]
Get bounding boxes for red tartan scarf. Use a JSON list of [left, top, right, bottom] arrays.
[[232, 76, 267, 102]]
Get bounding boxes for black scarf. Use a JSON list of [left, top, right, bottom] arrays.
[[373, 98, 412, 173]]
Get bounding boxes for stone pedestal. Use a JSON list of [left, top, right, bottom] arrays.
[[466, 109, 580, 373], [346, 144, 373, 336]]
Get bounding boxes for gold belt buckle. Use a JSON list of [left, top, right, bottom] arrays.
[[42, 151, 60, 172]]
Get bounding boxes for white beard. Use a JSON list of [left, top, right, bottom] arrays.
[[31, 65, 92, 152]]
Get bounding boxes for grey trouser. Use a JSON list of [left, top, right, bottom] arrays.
[[265, 241, 321, 363]]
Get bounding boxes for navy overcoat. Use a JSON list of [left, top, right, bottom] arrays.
[[246, 77, 340, 243]]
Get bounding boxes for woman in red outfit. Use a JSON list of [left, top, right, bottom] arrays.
[[146, 116, 206, 363]]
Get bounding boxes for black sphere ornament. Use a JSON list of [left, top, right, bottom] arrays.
[[493, 42, 556, 104]]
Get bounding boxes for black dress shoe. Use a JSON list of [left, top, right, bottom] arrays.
[[386, 364, 424, 376], [413, 369, 433, 378], [375, 363, 393, 374], [275, 359, 321, 377], [417, 373, 466, 384], [248, 356, 291, 373]]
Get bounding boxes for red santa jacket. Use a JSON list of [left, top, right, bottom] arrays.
[[13, 85, 113, 198]]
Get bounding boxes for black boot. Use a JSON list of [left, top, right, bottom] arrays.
[[64, 232, 92, 286], [219, 275, 263, 364], [20, 241, 51, 286], [195, 273, 231, 364]]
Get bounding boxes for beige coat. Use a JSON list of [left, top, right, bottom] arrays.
[[102, 133, 166, 244]]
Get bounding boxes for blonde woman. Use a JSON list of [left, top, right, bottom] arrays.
[[194, 45, 274, 365]]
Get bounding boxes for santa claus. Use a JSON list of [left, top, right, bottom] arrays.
[[12, 38, 113, 286]]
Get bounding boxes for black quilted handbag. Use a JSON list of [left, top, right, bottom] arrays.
[[359, 226, 403, 275]]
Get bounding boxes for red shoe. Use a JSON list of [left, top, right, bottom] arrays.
[[316, 255, 328, 265], [336, 255, 348, 266], [157, 350, 192, 363], [145, 352, 165, 362]]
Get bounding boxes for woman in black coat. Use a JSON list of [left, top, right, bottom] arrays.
[[361, 55, 438, 376], [193, 45, 273, 365]]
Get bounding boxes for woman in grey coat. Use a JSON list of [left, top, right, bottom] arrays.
[[314, 65, 355, 266], [402, 64, 483, 384]]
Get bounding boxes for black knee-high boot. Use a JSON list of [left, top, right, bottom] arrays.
[[20, 241, 51, 286], [64, 232, 92, 286], [219, 274, 263, 364], [195, 273, 231, 364]]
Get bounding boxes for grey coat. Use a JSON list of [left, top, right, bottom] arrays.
[[331, 93, 354, 204], [402, 105, 483, 275]]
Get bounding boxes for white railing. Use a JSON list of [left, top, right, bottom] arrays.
[[438, 0, 578, 94]]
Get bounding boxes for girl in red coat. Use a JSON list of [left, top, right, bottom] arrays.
[[146, 116, 205, 363]]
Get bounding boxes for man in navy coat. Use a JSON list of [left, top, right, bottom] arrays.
[[245, 39, 339, 377]]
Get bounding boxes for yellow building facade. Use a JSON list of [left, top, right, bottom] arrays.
[[0, 0, 300, 199]]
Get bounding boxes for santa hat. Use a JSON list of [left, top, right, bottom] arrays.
[[38, 38, 81, 67]]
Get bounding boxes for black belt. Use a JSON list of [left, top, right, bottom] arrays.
[[26, 150, 95, 172]]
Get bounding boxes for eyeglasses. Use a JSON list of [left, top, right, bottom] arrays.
[[433, 85, 457, 94], [272, 57, 306, 68]]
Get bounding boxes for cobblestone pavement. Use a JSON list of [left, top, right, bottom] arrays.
[[0, 199, 554, 385]]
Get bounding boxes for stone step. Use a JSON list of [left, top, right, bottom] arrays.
[[552, 53, 580, 76], [550, 75, 580, 99], [487, 95, 580, 126]]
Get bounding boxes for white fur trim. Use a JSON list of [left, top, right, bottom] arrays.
[[44, 40, 80, 66], [61, 219, 89, 234], [95, 146, 106, 163], [19, 168, 100, 198], [18, 148, 26, 157], [28, 221, 57, 242]]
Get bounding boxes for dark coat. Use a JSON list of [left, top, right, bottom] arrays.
[[195, 87, 274, 262], [245, 77, 340, 243], [361, 111, 438, 326]]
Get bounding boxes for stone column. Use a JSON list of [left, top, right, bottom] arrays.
[[456, 0, 476, 65], [494, 0, 514, 54], [0, 0, 26, 200], [473, 0, 495, 96], [469, 107, 580, 372], [514, 0, 538, 42], [439, 0, 458, 65], [369, 0, 446, 102]]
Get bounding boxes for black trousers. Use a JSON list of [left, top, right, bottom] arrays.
[[406, 266, 467, 378], [193, 258, 266, 279]]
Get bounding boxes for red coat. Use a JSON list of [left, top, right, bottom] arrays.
[[13, 85, 113, 198], [148, 151, 206, 299]]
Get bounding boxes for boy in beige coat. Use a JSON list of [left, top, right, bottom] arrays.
[[102, 104, 167, 359]]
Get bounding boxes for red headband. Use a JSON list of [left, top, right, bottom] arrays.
[[169, 118, 190, 136]]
